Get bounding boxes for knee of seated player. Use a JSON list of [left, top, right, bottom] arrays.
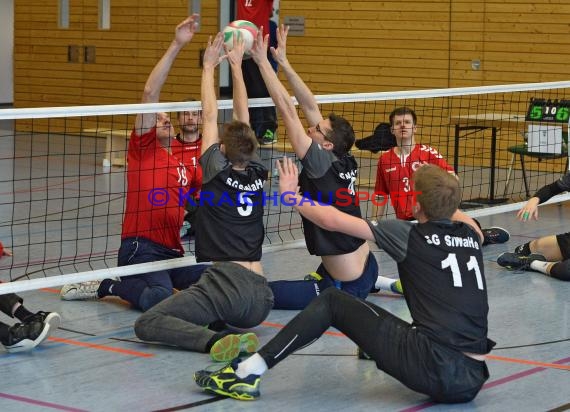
[[550, 260, 570, 281], [138, 286, 172, 312], [133, 312, 152, 340], [134, 309, 164, 341]]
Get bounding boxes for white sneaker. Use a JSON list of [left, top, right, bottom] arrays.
[[60, 281, 101, 300]]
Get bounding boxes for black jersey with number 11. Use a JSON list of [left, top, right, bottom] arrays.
[[369, 218, 495, 354]]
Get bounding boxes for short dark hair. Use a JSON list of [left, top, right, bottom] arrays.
[[324, 113, 355, 156], [389, 107, 417, 126], [413, 165, 460, 220], [221, 121, 258, 166]]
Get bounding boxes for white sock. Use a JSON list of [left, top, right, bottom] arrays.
[[236, 353, 268, 378], [11, 302, 22, 317], [375, 275, 396, 291], [530, 260, 551, 274]]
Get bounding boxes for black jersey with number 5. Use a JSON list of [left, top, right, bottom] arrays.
[[194, 144, 268, 262], [369, 218, 495, 354]]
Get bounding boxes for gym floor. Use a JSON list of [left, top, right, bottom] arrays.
[[0, 127, 568, 411]]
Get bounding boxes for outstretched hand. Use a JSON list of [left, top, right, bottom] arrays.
[[517, 197, 540, 222], [249, 27, 269, 64], [270, 24, 290, 65], [276, 157, 300, 200], [224, 33, 245, 67], [174, 14, 200, 45], [203, 32, 227, 69]]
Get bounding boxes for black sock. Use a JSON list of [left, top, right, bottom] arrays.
[[14, 305, 34, 321], [208, 320, 227, 332], [515, 242, 531, 256], [98, 278, 117, 298], [205, 331, 230, 352]]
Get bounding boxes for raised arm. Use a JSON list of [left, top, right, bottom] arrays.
[[271, 25, 323, 127], [200, 32, 227, 155], [250, 28, 311, 158], [277, 157, 375, 241], [135, 15, 199, 134], [225, 35, 249, 124]]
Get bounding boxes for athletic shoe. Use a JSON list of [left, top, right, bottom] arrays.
[[1, 312, 61, 353], [260, 130, 277, 145], [497, 252, 546, 271], [194, 359, 261, 401], [25, 311, 62, 332], [514, 244, 527, 255], [210, 333, 259, 362], [390, 279, 403, 295], [60, 280, 101, 300], [482, 227, 510, 245], [303, 271, 323, 282]]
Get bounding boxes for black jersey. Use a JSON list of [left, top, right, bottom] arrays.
[[299, 141, 365, 256], [369, 218, 495, 354], [194, 144, 268, 262]]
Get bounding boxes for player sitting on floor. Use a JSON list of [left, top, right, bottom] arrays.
[[59, 15, 209, 311], [194, 161, 495, 404], [373, 106, 510, 247], [133, 31, 274, 362], [497, 171, 570, 280], [250, 24, 400, 308]]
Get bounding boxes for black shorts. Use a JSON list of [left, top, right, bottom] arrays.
[[556, 232, 570, 260]]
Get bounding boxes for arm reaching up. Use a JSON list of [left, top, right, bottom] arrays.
[[135, 14, 199, 135], [225, 35, 249, 124], [200, 33, 227, 155], [250, 29, 312, 158], [270, 25, 322, 127]]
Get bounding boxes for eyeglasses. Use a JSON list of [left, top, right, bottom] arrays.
[[315, 123, 328, 138]]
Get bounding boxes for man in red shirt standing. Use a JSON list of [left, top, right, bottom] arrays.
[[60, 15, 209, 311], [237, 0, 278, 145], [373, 106, 510, 246]]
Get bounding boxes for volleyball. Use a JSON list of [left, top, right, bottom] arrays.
[[223, 20, 259, 56]]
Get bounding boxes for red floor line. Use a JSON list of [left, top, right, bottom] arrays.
[[0, 392, 88, 412], [48, 336, 154, 358], [487, 354, 570, 371]]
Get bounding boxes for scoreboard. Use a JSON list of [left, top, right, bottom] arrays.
[[526, 98, 570, 122]]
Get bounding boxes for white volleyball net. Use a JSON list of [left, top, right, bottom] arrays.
[[2, 80, 570, 294]]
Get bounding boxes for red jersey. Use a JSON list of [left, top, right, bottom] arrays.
[[236, 0, 273, 30], [171, 136, 203, 192], [121, 128, 193, 253], [374, 144, 454, 220]]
